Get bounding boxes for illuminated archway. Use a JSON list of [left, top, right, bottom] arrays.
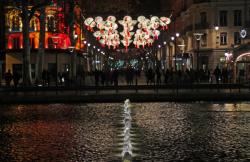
[[235, 52, 250, 62], [233, 52, 250, 83]]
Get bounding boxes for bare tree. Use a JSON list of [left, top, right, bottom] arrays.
[[21, 0, 49, 86], [21, 0, 31, 86], [68, 0, 77, 81], [35, 5, 46, 84]]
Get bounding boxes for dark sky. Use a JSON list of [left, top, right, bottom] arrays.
[[81, 0, 171, 16]]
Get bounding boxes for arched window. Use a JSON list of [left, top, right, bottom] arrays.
[[47, 15, 56, 32], [7, 9, 22, 32], [30, 16, 40, 31]]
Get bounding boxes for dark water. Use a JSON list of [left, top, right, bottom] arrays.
[[0, 103, 250, 162]]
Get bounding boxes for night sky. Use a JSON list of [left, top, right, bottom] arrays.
[[81, 0, 170, 16]]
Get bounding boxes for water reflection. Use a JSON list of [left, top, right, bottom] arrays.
[[0, 104, 120, 162], [133, 102, 250, 161], [0, 102, 250, 161]]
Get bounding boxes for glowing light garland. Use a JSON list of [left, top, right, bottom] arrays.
[[84, 15, 171, 51]]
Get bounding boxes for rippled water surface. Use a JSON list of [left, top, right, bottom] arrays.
[[0, 102, 250, 161]]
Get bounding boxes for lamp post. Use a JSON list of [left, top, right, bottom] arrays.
[[51, 35, 60, 87], [171, 32, 180, 70], [68, 45, 76, 86], [193, 33, 203, 70], [215, 26, 219, 48]]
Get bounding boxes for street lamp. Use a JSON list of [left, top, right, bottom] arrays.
[[51, 35, 60, 87], [214, 26, 219, 47], [171, 33, 179, 70], [214, 26, 219, 31], [193, 33, 203, 70]]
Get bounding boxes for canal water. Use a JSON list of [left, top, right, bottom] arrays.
[[0, 102, 250, 161]]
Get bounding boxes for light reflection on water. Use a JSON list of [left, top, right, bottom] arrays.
[[0, 102, 250, 161], [133, 102, 250, 161], [0, 103, 120, 162]]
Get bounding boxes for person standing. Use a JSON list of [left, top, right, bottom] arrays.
[[13, 71, 21, 88], [214, 66, 221, 84], [4, 69, 13, 87]]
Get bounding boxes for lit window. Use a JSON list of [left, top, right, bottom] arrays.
[[220, 32, 227, 45], [201, 33, 207, 47]]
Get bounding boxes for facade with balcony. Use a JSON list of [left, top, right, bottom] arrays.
[[168, 0, 250, 79]]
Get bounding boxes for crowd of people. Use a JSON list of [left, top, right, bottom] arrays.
[[76, 66, 236, 86], [3, 69, 21, 88], [2, 66, 248, 87]]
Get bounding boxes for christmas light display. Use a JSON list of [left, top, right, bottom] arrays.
[[84, 15, 171, 51]]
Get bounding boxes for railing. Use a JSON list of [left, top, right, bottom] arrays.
[[1, 83, 250, 103], [1, 83, 249, 94]]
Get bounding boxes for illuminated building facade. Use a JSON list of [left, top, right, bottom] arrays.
[[168, 0, 250, 78], [3, 0, 86, 81]]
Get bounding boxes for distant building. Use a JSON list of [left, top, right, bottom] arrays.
[[167, 0, 250, 80]]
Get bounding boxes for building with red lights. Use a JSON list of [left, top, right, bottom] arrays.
[[2, 0, 86, 83]]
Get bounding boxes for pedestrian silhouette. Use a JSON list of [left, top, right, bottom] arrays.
[[13, 71, 21, 88], [4, 69, 13, 87], [214, 66, 221, 84]]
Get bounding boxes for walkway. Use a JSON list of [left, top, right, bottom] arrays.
[[1, 84, 250, 103]]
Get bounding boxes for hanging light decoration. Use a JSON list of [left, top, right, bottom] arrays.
[[119, 16, 137, 51], [83, 15, 171, 50], [84, 17, 96, 31], [160, 17, 171, 30]]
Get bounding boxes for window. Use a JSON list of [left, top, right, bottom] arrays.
[[234, 32, 241, 45], [13, 37, 20, 49], [200, 12, 207, 25], [12, 15, 21, 31], [219, 11, 228, 26], [201, 33, 207, 47], [234, 10, 242, 26], [220, 32, 227, 45], [47, 16, 55, 32]]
